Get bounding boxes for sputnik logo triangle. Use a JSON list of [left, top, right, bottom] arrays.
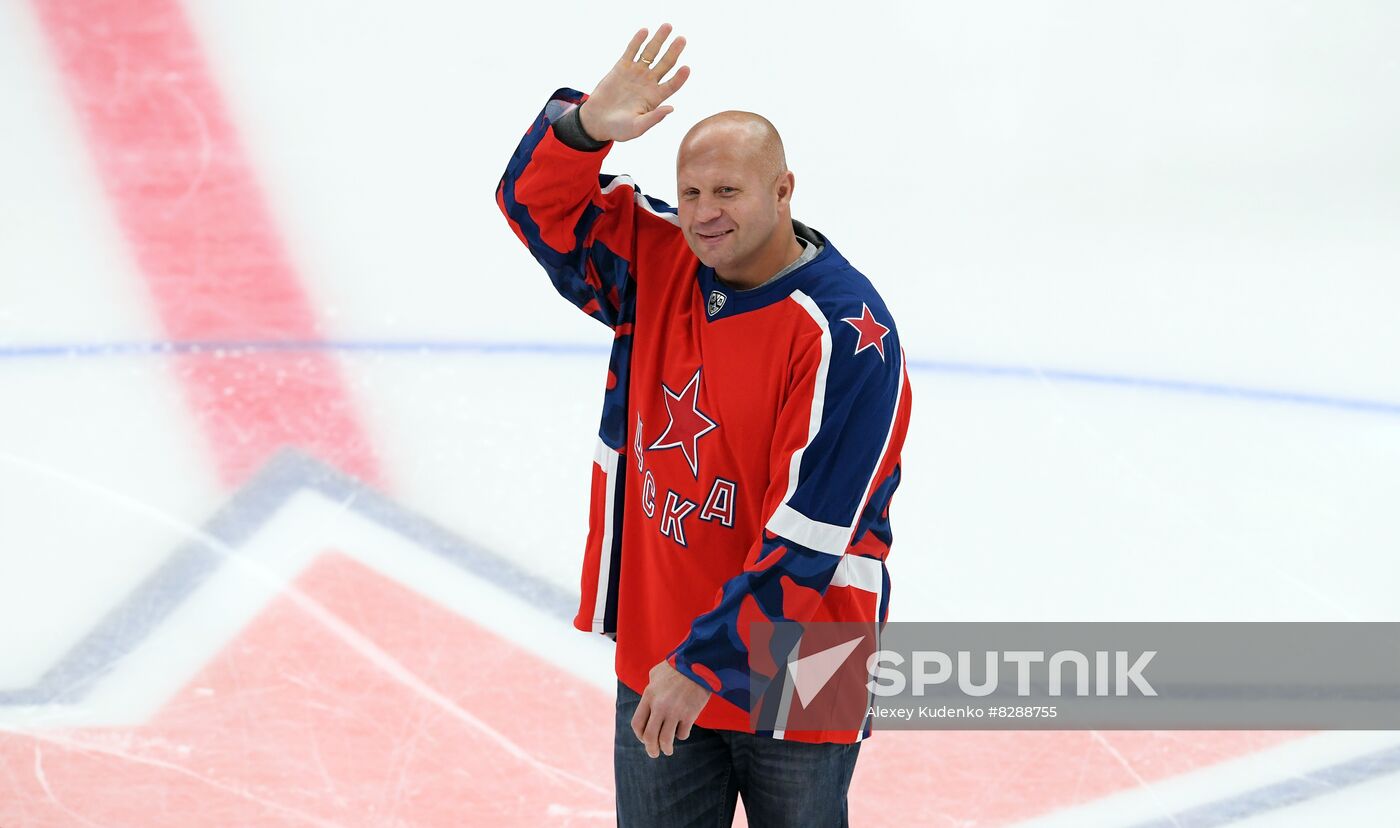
[[787, 634, 867, 707]]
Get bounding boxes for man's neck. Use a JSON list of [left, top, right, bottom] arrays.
[[715, 232, 806, 290]]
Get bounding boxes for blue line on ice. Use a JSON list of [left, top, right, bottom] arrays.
[[1133, 741, 1400, 827], [3, 338, 1398, 418]]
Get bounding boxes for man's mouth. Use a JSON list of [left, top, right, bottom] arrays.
[[697, 230, 732, 241]]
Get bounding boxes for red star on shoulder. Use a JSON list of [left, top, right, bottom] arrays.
[[840, 303, 891, 361]]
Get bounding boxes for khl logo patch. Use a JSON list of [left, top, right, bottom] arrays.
[[707, 290, 727, 317]]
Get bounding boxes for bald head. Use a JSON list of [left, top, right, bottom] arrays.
[[677, 111, 788, 184], [675, 110, 801, 287]]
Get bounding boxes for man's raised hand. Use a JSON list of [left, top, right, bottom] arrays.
[[578, 24, 690, 144]]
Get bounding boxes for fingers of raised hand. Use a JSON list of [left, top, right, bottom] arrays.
[[603, 23, 688, 139], [619, 27, 648, 64], [623, 24, 685, 81], [636, 23, 673, 64], [650, 34, 686, 76], [659, 65, 690, 99]]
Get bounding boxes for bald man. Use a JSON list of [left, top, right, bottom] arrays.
[[497, 23, 912, 827], [670, 112, 804, 288]]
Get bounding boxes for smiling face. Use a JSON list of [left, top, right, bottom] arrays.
[[676, 113, 797, 288]]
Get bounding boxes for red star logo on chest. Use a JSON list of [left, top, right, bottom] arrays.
[[841, 303, 891, 360], [647, 368, 718, 478]]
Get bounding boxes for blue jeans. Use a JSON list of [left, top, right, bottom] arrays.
[[614, 679, 861, 827]]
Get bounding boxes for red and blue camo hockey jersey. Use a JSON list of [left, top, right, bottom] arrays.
[[497, 88, 912, 743]]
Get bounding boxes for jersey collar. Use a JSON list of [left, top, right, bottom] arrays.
[[697, 221, 833, 322]]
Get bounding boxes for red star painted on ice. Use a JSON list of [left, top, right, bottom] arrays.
[[647, 368, 718, 478], [841, 303, 891, 360]]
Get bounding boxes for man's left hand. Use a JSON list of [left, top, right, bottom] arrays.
[[632, 659, 711, 759]]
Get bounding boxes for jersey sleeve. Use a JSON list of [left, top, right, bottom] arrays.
[[495, 87, 681, 329], [665, 294, 913, 713]]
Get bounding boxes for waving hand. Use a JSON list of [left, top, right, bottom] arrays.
[[578, 24, 691, 144]]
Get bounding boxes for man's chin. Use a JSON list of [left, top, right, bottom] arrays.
[[687, 245, 721, 268]]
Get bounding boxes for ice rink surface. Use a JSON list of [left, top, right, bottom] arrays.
[[2, 0, 1399, 824]]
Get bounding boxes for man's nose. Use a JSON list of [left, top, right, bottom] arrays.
[[693, 196, 723, 223]]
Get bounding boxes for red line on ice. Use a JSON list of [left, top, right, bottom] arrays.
[[30, 0, 381, 487]]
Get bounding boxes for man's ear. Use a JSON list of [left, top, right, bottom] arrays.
[[776, 170, 795, 205]]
